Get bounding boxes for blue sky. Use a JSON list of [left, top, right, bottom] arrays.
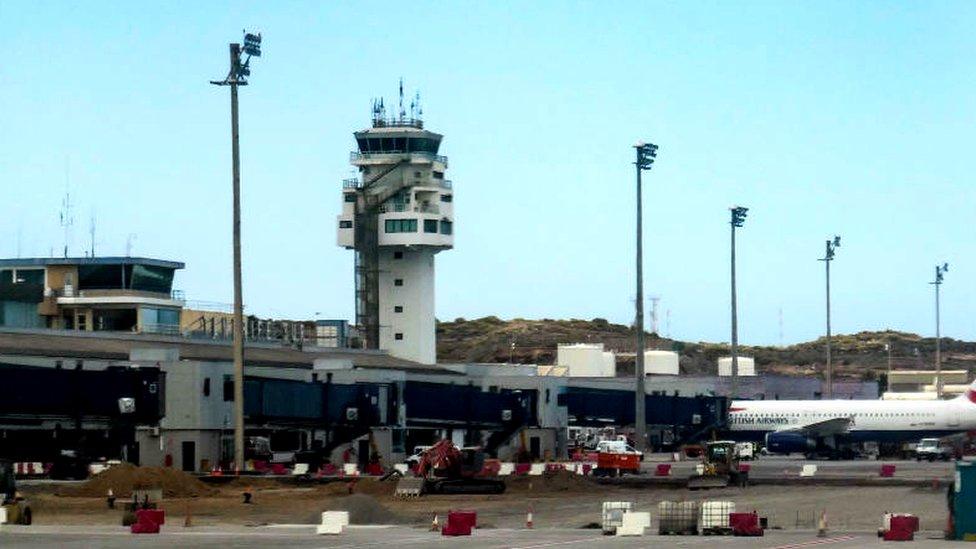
[[1, 2, 974, 345]]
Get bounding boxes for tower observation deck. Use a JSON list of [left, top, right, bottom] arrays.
[[337, 92, 453, 364]]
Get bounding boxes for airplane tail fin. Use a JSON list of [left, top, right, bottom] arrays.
[[959, 378, 976, 403]]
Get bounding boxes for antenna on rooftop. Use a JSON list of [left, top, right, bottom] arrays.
[[398, 77, 405, 121], [89, 208, 97, 258], [59, 167, 74, 259]]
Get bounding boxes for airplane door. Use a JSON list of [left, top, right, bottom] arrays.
[[949, 411, 961, 428]]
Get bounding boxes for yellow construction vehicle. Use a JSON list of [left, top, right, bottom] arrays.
[[687, 441, 748, 490]]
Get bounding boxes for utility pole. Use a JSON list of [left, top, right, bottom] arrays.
[[819, 236, 841, 398], [885, 341, 892, 389], [729, 206, 748, 401], [931, 263, 948, 398], [633, 142, 658, 452], [211, 31, 261, 473]]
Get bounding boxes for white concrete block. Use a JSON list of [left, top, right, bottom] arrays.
[[0, 506, 7, 525], [695, 464, 705, 475], [316, 511, 349, 535], [393, 463, 409, 474], [342, 463, 360, 477], [292, 463, 309, 475], [528, 463, 545, 476], [800, 464, 818, 477], [498, 463, 515, 476]]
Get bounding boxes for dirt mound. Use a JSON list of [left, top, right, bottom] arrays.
[[307, 494, 408, 525], [64, 464, 215, 498], [505, 469, 593, 494], [319, 478, 397, 498]]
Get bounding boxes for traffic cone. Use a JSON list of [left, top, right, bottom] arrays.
[[430, 513, 440, 531], [106, 488, 116, 509], [526, 507, 533, 529], [817, 510, 827, 538]]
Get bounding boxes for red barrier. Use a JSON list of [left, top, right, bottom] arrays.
[[131, 509, 163, 534], [655, 463, 672, 477], [884, 515, 915, 541], [738, 463, 751, 473], [365, 463, 384, 476], [880, 464, 896, 478], [320, 463, 338, 476], [442, 510, 477, 536], [730, 512, 763, 536], [514, 463, 531, 476]]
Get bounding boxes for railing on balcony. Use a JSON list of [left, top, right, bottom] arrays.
[[350, 151, 448, 166], [342, 178, 361, 189], [141, 323, 181, 336]]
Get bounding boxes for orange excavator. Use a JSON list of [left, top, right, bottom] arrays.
[[395, 439, 505, 496]]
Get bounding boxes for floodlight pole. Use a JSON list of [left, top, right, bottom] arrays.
[[819, 237, 840, 399], [729, 207, 748, 402], [212, 41, 249, 473], [633, 142, 657, 453], [931, 264, 948, 398]]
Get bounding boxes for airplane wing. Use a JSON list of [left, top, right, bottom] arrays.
[[775, 416, 853, 436]]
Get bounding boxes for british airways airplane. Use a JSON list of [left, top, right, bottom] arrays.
[[727, 379, 976, 457]]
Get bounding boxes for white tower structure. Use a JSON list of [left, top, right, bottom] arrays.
[[337, 88, 453, 364]]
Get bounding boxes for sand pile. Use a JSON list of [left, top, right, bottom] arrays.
[[320, 478, 397, 498], [307, 494, 409, 524], [64, 464, 215, 498]]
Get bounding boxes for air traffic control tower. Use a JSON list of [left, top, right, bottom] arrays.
[[337, 92, 453, 364]]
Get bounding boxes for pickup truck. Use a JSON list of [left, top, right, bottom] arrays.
[[915, 438, 953, 461]]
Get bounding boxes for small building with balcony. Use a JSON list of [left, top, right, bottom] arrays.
[[0, 257, 185, 335]]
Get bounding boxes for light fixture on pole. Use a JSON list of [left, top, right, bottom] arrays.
[[818, 235, 840, 398], [633, 141, 658, 453], [729, 206, 748, 401], [211, 30, 262, 474], [931, 262, 948, 398]]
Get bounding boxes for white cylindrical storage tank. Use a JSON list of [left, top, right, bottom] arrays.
[[644, 350, 679, 375], [557, 343, 614, 377], [601, 351, 617, 377], [718, 356, 756, 376]]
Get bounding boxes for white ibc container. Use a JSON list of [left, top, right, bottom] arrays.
[[700, 501, 735, 532], [718, 356, 756, 376], [644, 350, 680, 375], [658, 501, 699, 535], [602, 501, 634, 534]]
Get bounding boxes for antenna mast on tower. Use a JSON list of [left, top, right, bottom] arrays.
[[59, 188, 74, 258], [650, 296, 661, 335]]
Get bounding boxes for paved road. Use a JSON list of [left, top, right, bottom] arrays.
[[0, 525, 955, 548], [640, 455, 957, 481]]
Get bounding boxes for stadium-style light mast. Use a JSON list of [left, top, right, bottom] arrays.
[[633, 141, 658, 453], [931, 263, 948, 398], [729, 206, 748, 401], [819, 236, 840, 398], [211, 31, 262, 473]]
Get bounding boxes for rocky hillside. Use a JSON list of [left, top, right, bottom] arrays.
[[436, 317, 976, 381]]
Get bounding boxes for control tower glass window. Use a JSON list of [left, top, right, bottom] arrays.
[[385, 219, 418, 233], [356, 137, 440, 155]]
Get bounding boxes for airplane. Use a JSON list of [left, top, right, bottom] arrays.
[[726, 379, 976, 458]]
